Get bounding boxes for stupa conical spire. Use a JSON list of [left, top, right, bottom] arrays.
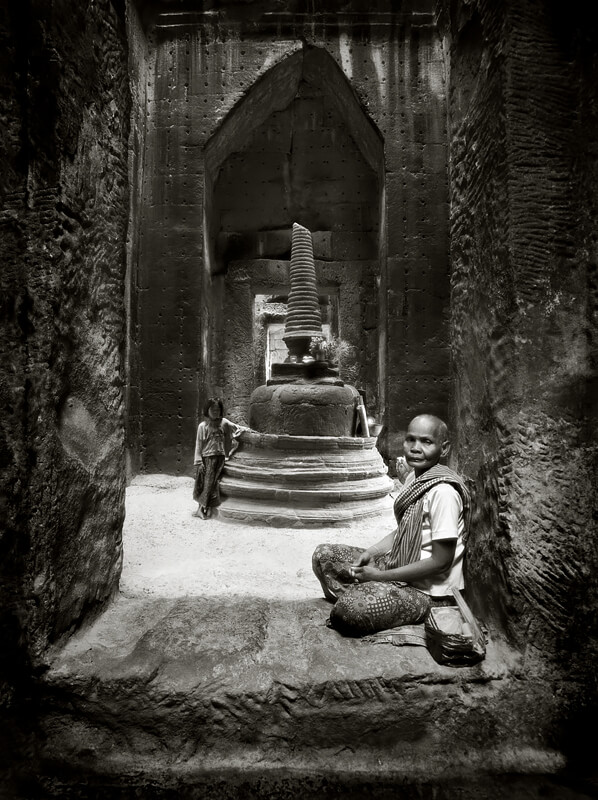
[[283, 222, 322, 360]]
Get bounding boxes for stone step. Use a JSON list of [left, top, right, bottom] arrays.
[[32, 480, 581, 798], [225, 461, 389, 483], [217, 494, 394, 525], [226, 451, 389, 482], [38, 593, 566, 797], [238, 431, 382, 450], [221, 431, 394, 525], [220, 475, 394, 503]]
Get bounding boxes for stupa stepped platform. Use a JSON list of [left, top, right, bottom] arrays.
[[218, 495, 394, 526], [219, 430, 395, 525]]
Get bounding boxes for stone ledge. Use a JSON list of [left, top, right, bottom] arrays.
[[224, 461, 390, 483], [239, 431, 381, 450], [220, 477, 393, 502], [39, 592, 565, 796]]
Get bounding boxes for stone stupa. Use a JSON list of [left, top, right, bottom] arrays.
[[218, 223, 393, 526]]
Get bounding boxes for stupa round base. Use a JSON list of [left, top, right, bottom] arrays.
[[219, 431, 394, 527], [216, 495, 393, 527], [249, 382, 362, 437]]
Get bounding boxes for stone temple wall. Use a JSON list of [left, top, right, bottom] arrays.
[[0, 0, 130, 689], [126, 0, 152, 478], [130, 0, 451, 473], [438, 0, 598, 759]]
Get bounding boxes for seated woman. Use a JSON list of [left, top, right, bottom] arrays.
[[312, 414, 471, 636]]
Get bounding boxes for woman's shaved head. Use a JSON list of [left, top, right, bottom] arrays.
[[409, 414, 449, 443]]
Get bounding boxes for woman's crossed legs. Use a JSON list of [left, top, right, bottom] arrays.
[[312, 543, 432, 636]]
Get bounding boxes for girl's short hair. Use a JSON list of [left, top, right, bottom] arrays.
[[203, 397, 224, 417]]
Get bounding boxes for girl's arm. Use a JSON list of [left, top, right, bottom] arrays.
[[223, 418, 245, 458], [228, 418, 245, 437], [194, 423, 206, 466]]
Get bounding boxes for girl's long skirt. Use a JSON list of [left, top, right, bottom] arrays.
[[193, 455, 226, 509], [312, 543, 439, 637]]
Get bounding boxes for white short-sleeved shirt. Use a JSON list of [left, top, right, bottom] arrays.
[[408, 480, 465, 597]]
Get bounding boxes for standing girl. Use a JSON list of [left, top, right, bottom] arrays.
[[193, 398, 243, 519]]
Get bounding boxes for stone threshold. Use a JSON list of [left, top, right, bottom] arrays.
[[39, 591, 566, 796]]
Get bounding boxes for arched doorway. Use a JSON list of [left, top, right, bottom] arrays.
[[202, 46, 384, 424]]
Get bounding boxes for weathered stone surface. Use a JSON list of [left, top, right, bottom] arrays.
[[28, 472, 581, 797], [0, 0, 129, 668], [39, 589, 567, 797], [249, 382, 361, 436], [0, 2, 130, 794], [437, 0, 598, 773], [220, 430, 394, 525]]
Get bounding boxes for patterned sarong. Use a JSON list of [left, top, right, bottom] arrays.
[[193, 455, 226, 509], [312, 543, 432, 635]]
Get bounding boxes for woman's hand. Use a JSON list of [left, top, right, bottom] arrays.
[[352, 550, 374, 568], [195, 463, 204, 477], [351, 564, 382, 583]]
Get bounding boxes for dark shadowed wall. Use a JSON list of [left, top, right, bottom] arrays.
[[0, 0, 130, 713], [438, 0, 598, 763]]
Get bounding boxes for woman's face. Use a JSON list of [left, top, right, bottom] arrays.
[[403, 417, 448, 476]]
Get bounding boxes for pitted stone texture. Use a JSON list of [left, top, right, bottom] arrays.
[[438, 0, 598, 686], [249, 382, 360, 436], [0, 0, 128, 665]]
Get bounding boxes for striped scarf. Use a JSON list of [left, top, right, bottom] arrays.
[[385, 464, 471, 570]]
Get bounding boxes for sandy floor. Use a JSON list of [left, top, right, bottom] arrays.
[[121, 474, 397, 601]]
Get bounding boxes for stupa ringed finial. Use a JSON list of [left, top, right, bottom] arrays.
[[283, 222, 323, 362]]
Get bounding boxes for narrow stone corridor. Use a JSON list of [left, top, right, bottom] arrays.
[[2, 1, 597, 796]]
